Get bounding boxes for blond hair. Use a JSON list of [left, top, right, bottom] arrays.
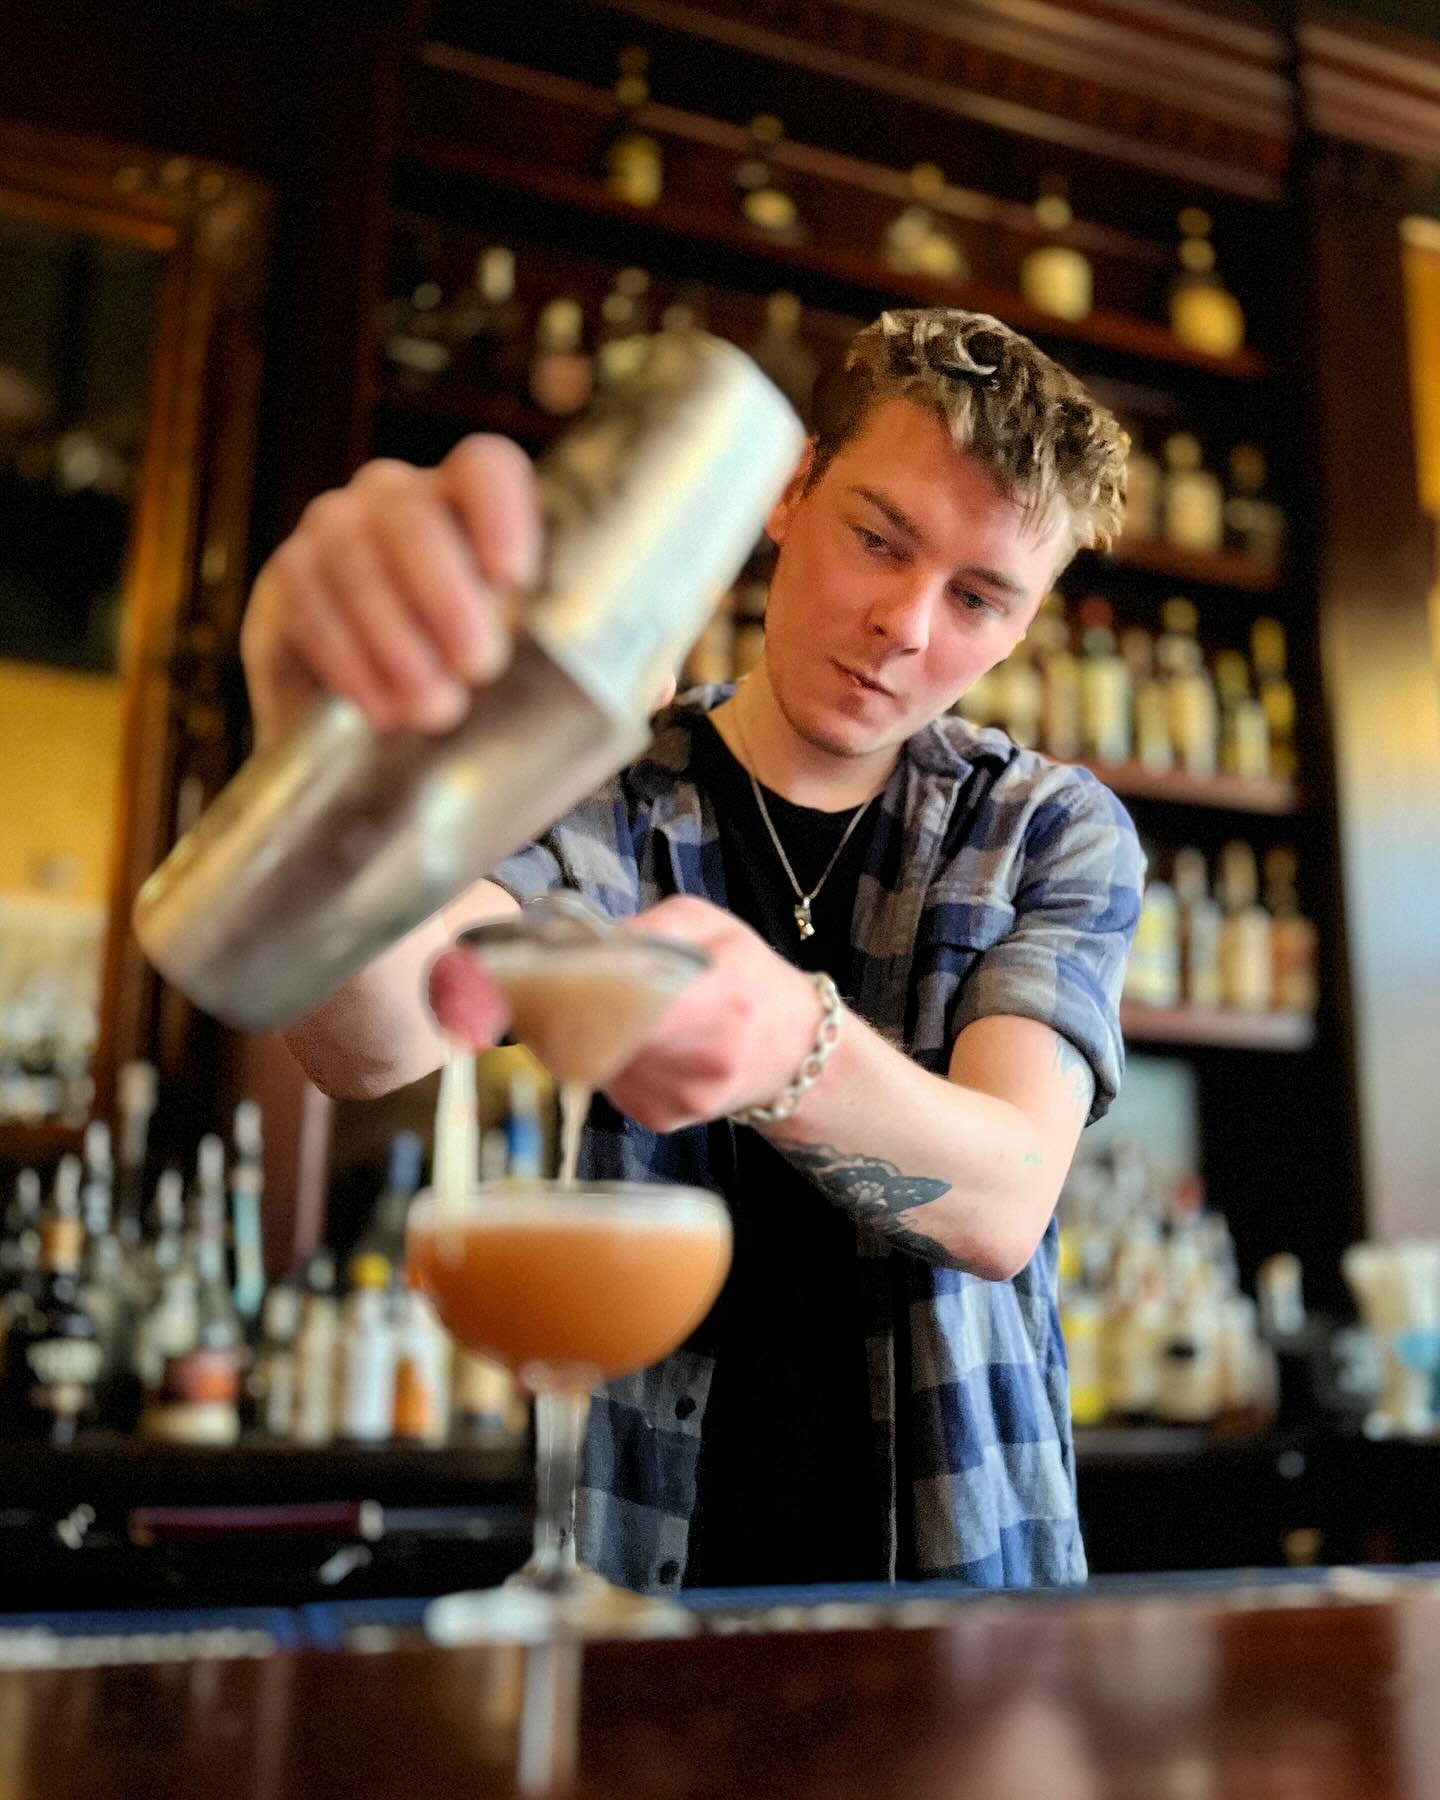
[[809, 307, 1128, 556]]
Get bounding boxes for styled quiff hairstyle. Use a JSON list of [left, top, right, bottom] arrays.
[[808, 307, 1128, 558]]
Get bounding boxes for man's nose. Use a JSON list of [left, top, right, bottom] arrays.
[[864, 573, 936, 654]]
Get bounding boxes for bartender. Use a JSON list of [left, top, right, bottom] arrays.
[[240, 305, 1142, 1594]]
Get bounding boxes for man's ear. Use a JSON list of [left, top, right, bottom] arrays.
[[764, 439, 817, 548]]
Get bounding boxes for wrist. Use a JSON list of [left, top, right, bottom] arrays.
[[729, 971, 843, 1127]]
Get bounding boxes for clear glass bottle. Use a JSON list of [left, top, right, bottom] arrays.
[[600, 46, 663, 208], [1162, 433, 1224, 554], [1160, 598, 1218, 777], [251, 1281, 302, 1439], [1250, 616, 1298, 780], [1032, 592, 1081, 762], [734, 115, 802, 239], [1225, 443, 1286, 571], [1213, 647, 1270, 781], [0, 1177, 101, 1445], [1173, 845, 1223, 1008], [229, 1099, 267, 1334], [1077, 596, 1131, 764], [881, 164, 967, 280], [527, 296, 592, 417], [1168, 207, 1246, 358], [1121, 425, 1162, 544], [447, 246, 525, 390], [339, 1254, 396, 1444], [751, 290, 818, 425], [291, 1252, 341, 1446], [1019, 178, 1093, 322], [1123, 862, 1181, 1009], [995, 637, 1044, 750], [1217, 839, 1273, 1012], [1264, 845, 1319, 1014]]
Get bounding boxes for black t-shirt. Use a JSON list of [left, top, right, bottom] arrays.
[[685, 715, 885, 1589]]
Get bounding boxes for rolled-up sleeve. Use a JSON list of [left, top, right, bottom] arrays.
[[490, 837, 566, 906], [949, 770, 1143, 1122]]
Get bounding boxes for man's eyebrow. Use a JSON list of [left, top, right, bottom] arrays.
[[847, 484, 1028, 600]]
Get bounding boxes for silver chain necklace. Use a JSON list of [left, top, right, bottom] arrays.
[[734, 709, 879, 941]]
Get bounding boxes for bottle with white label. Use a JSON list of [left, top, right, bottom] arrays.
[[339, 1255, 396, 1443]]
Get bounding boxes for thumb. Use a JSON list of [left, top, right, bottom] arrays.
[[426, 946, 512, 1050]]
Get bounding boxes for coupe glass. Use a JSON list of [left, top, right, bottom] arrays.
[[408, 1178, 732, 1644]]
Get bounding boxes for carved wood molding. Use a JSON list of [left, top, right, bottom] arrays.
[[587, 0, 1296, 195], [1298, 11, 1440, 169]]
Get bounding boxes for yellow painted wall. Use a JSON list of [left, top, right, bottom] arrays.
[[0, 658, 124, 903]]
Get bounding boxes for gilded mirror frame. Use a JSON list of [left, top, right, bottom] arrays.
[[0, 120, 273, 1156]]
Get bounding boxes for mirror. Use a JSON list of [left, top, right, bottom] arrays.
[[0, 122, 272, 1146]]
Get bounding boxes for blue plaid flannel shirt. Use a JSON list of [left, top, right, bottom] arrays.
[[493, 687, 1143, 1594]]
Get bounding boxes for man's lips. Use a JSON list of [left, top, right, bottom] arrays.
[[831, 658, 895, 698]]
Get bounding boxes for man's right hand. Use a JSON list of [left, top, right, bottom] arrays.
[[240, 434, 541, 750]]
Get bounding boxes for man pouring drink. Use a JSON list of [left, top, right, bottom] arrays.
[[229, 306, 1142, 1595]]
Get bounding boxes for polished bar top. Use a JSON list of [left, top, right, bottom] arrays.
[[3, 1577, 1439, 1798]]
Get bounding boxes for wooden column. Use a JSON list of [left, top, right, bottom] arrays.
[[1298, 17, 1440, 1240]]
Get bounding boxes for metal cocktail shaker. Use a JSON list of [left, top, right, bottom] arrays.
[[132, 331, 804, 1031]]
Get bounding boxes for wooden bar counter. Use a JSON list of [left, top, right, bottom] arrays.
[[3, 1575, 1440, 1797]]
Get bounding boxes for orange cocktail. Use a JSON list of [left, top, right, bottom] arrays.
[[408, 1186, 731, 1383]]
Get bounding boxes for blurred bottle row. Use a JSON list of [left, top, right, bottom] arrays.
[[964, 598, 1298, 783], [381, 242, 821, 425], [593, 46, 1255, 357], [0, 1063, 539, 1452], [1059, 1139, 1365, 1430], [1126, 839, 1318, 1016], [0, 893, 103, 1126]]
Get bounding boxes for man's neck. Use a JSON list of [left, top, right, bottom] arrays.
[[710, 668, 899, 811]]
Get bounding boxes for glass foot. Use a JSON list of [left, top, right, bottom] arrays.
[[426, 1566, 697, 1646]]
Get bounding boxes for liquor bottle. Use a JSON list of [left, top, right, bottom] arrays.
[[1032, 593, 1081, 762], [1018, 177, 1093, 322], [1161, 434, 1224, 554], [506, 1064, 545, 1182], [1077, 596, 1131, 764], [1159, 598, 1219, 778], [250, 1282, 302, 1439], [1155, 1285, 1223, 1423], [1264, 845, 1319, 1014], [78, 1120, 132, 1426], [527, 297, 592, 417], [338, 1254, 396, 1444], [1172, 846, 1223, 1008], [681, 593, 736, 688], [2, 1158, 101, 1443], [594, 268, 652, 392], [880, 164, 967, 281], [291, 1252, 341, 1446], [1250, 616, 1298, 780], [734, 115, 802, 239], [1122, 624, 1172, 773], [1168, 207, 1246, 358], [731, 569, 768, 679], [354, 1130, 426, 1270], [994, 637, 1044, 750], [391, 1288, 450, 1446], [229, 1099, 267, 1333], [750, 291, 818, 425], [1121, 426, 1162, 544], [113, 1059, 157, 1249], [1213, 648, 1270, 781], [1225, 444, 1285, 571], [130, 1170, 196, 1404], [447, 246, 525, 390], [0, 1167, 42, 1296], [1217, 839, 1272, 1012], [600, 46, 663, 208], [146, 1138, 246, 1444], [1123, 860, 1181, 1009], [383, 274, 450, 384]]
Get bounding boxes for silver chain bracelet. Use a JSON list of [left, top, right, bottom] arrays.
[[728, 971, 843, 1127]]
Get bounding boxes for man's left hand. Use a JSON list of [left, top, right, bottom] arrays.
[[606, 895, 824, 1132]]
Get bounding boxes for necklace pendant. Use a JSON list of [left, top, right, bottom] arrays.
[[794, 900, 816, 940]]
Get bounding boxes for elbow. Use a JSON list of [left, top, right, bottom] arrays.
[[281, 1033, 418, 1104], [961, 1209, 1053, 1283]]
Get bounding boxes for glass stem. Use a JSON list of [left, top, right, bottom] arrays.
[[531, 1384, 592, 1583]]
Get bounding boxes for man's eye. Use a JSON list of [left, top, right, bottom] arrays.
[[853, 526, 895, 558], [952, 589, 993, 614]]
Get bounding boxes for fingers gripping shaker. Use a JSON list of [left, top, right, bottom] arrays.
[[133, 332, 803, 1031]]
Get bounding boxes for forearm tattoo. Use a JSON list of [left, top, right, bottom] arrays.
[[770, 1139, 953, 1262], [1052, 1034, 1096, 1119]]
